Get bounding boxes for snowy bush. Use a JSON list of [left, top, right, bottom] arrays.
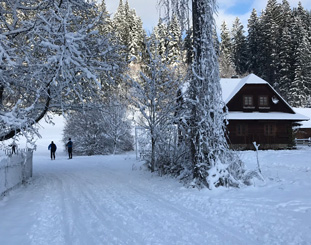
[[63, 96, 133, 156], [128, 37, 183, 172]]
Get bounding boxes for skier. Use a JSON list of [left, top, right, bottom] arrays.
[[48, 141, 57, 160], [66, 138, 73, 159]]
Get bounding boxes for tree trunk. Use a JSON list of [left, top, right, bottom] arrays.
[[191, 0, 204, 179]]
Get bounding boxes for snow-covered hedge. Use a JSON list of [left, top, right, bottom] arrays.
[[0, 150, 33, 197]]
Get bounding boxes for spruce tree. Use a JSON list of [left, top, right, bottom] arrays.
[[231, 17, 248, 76], [289, 18, 311, 107], [113, 0, 144, 63], [247, 9, 261, 75], [153, 19, 168, 62], [167, 15, 182, 64], [97, 0, 113, 35], [277, 0, 295, 99], [259, 0, 282, 85], [219, 21, 235, 78]]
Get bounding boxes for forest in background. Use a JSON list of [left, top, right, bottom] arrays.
[[108, 0, 311, 107]]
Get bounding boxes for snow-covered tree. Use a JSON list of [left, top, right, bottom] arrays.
[[101, 94, 134, 154], [113, 0, 145, 63], [247, 9, 261, 75], [158, 0, 247, 188], [288, 21, 311, 107], [231, 17, 248, 76], [97, 0, 113, 35], [0, 0, 124, 142], [182, 28, 193, 65], [128, 38, 182, 172], [259, 0, 282, 85], [277, 0, 295, 98], [219, 21, 235, 78], [153, 19, 168, 62], [167, 15, 182, 64]]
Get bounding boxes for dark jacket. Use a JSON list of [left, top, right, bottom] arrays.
[[48, 143, 57, 152], [66, 140, 73, 148]]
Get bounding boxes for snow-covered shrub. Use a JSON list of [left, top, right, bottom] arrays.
[[63, 98, 133, 156], [128, 37, 183, 172]]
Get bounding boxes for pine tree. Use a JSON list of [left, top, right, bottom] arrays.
[[247, 9, 261, 75], [153, 19, 168, 62], [182, 28, 193, 65], [167, 15, 182, 64], [288, 17, 311, 107], [219, 21, 235, 78], [231, 17, 248, 76], [128, 8, 145, 63], [97, 0, 113, 35], [113, 0, 144, 63], [277, 0, 295, 99], [259, 0, 282, 85]]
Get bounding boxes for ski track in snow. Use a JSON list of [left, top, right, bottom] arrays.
[[0, 149, 311, 245]]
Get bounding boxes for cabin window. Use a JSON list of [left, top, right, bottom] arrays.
[[259, 96, 269, 107], [264, 124, 276, 136], [243, 96, 253, 107], [236, 124, 248, 136]]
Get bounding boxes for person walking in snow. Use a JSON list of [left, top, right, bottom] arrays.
[[66, 138, 73, 159], [9, 140, 17, 154], [48, 141, 57, 160]]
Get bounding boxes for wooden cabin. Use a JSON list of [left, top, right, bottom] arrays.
[[220, 74, 309, 150]]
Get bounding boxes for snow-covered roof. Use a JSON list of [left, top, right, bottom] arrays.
[[220, 74, 309, 122], [221, 74, 267, 104], [219, 78, 241, 104], [293, 108, 311, 128], [227, 111, 309, 121]]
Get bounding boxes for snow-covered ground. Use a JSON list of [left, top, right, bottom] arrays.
[[0, 117, 311, 245]]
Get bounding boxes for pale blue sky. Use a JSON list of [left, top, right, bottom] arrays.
[[104, 0, 311, 32]]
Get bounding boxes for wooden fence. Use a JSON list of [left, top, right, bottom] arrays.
[[295, 138, 311, 146]]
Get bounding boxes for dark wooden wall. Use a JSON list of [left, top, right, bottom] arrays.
[[227, 84, 294, 113], [227, 120, 293, 147]]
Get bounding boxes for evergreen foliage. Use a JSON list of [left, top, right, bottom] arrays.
[[113, 0, 145, 63], [219, 21, 235, 78], [219, 0, 311, 107], [231, 18, 248, 76]]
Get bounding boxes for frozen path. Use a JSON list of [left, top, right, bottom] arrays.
[[1, 150, 311, 245]]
